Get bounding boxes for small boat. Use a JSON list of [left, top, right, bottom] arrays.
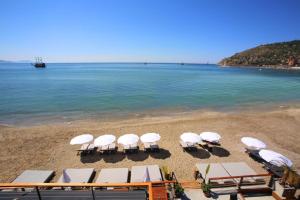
[[33, 57, 46, 68]]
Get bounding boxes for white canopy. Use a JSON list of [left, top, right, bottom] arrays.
[[200, 132, 221, 143], [70, 134, 93, 145], [241, 137, 266, 150], [140, 133, 161, 143], [180, 132, 201, 144], [259, 149, 293, 167], [94, 134, 116, 147], [117, 134, 139, 146]]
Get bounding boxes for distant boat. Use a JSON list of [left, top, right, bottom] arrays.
[[32, 57, 46, 68]]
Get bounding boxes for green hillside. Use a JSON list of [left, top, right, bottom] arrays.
[[219, 40, 300, 67]]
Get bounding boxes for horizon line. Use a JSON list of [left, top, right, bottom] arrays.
[[0, 61, 217, 65]]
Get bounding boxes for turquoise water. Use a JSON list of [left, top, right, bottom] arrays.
[[0, 63, 300, 125]]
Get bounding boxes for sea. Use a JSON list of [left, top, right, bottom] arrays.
[[1, 63, 300, 125]]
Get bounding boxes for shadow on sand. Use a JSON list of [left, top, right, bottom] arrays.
[[149, 148, 171, 159], [80, 153, 102, 163], [127, 150, 149, 161], [210, 146, 230, 157], [101, 152, 126, 163], [186, 148, 211, 159]]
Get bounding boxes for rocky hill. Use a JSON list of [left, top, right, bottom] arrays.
[[219, 40, 300, 67]]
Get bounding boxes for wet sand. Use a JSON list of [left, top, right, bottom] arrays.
[[0, 107, 300, 182]]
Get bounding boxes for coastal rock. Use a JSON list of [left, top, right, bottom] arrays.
[[287, 56, 297, 66]]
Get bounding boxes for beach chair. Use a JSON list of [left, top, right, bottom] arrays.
[[180, 140, 197, 151], [123, 143, 139, 153], [130, 165, 163, 182], [77, 143, 89, 155], [96, 168, 129, 185], [108, 143, 117, 153], [195, 163, 236, 188], [221, 162, 266, 186], [264, 162, 284, 178], [143, 142, 159, 152], [86, 144, 97, 154], [99, 143, 117, 154]]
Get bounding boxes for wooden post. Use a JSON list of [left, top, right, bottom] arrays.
[[148, 182, 153, 200], [35, 186, 42, 200]]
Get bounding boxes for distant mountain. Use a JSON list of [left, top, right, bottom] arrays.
[[0, 60, 32, 63], [219, 40, 300, 68], [16, 60, 32, 63], [0, 60, 12, 63]]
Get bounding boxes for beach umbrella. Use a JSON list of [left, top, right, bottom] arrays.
[[94, 134, 116, 147], [140, 133, 161, 143], [70, 134, 93, 145], [117, 134, 139, 146], [241, 137, 266, 150], [259, 149, 293, 167], [200, 132, 221, 143], [180, 132, 201, 144]]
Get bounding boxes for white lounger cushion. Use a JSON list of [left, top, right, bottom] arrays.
[[195, 163, 235, 185], [131, 165, 162, 182], [13, 170, 54, 183], [96, 168, 129, 183], [57, 168, 94, 183], [221, 162, 263, 184]]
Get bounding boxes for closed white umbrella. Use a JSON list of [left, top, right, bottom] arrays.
[[140, 133, 161, 143], [200, 132, 221, 143], [117, 134, 139, 146], [94, 134, 116, 147], [241, 137, 266, 150], [70, 134, 93, 145], [259, 149, 293, 167], [180, 132, 201, 144]]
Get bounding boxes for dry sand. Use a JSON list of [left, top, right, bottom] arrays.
[[0, 107, 300, 182]]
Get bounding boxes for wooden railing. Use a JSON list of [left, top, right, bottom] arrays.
[[0, 180, 176, 200], [209, 173, 271, 188]]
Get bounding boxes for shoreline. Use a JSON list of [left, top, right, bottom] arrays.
[[2, 101, 300, 128], [219, 64, 300, 70], [0, 105, 300, 182]]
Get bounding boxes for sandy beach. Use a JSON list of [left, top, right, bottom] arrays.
[[0, 107, 300, 183]]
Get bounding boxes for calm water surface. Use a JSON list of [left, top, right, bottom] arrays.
[[0, 63, 300, 124]]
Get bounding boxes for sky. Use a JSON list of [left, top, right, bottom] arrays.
[[0, 0, 299, 63]]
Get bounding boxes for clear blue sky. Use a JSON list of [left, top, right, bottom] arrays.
[[1, 0, 299, 63]]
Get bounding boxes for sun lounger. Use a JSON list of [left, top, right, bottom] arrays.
[[87, 144, 97, 154], [143, 142, 159, 152], [221, 162, 266, 185], [77, 144, 89, 155], [77, 144, 96, 155], [99, 143, 117, 154], [195, 163, 236, 187], [57, 168, 95, 183], [96, 168, 129, 183], [123, 143, 139, 153], [108, 143, 117, 152], [12, 170, 55, 183], [264, 162, 284, 178], [180, 140, 197, 151], [131, 165, 162, 182]]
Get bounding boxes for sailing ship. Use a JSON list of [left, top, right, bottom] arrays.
[[33, 57, 46, 68]]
